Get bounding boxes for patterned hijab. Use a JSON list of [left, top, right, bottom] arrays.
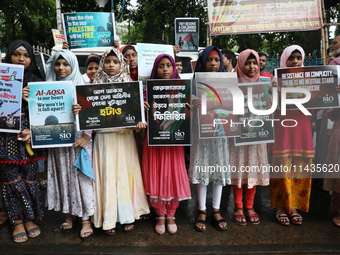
[[45, 49, 85, 85], [280, 45, 305, 68], [93, 47, 131, 84], [235, 49, 260, 83], [194, 46, 225, 73], [150, 54, 180, 79]]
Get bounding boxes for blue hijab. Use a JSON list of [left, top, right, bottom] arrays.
[[45, 49, 85, 85], [194, 46, 225, 73]]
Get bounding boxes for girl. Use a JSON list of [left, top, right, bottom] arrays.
[[230, 50, 269, 225], [1, 40, 45, 243], [45, 49, 95, 241], [190, 46, 230, 232], [85, 56, 100, 84], [89, 48, 150, 235], [120, 45, 138, 81], [142, 54, 191, 235], [270, 45, 313, 225]]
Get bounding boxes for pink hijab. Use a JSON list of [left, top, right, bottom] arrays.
[[280, 45, 305, 68], [235, 49, 260, 83]]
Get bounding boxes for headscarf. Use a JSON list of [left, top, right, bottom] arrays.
[[45, 49, 85, 85], [93, 47, 131, 84], [235, 49, 260, 83], [280, 45, 305, 68], [194, 46, 225, 73], [5, 40, 42, 87], [119, 45, 138, 81], [150, 54, 180, 79]]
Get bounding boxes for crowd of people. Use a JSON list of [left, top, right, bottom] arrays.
[[0, 34, 340, 244]]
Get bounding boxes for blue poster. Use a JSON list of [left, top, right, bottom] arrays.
[[62, 12, 116, 49], [0, 63, 24, 133], [28, 81, 75, 148]]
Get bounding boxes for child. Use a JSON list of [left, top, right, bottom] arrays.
[[230, 50, 269, 225], [45, 49, 95, 241], [1, 40, 45, 243], [190, 46, 230, 232], [142, 54, 191, 234], [88, 48, 150, 235], [270, 45, 313, 226]]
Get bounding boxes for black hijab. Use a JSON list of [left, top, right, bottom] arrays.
[[194, 46, 225, 73]]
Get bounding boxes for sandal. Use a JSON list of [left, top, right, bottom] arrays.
[[333, 213, 340, 227], [103, 228, 116, 236], [140, 213, 151, 220], [289, 210, 303, 225], [60, 215, 76, 234], [234, 208, 247, 226], [276, 213, 290, 226], [194, 210, 207, 232], [155, 216, 165, 235], [80, 220, 93, 241], [211, 211, 227, 231], [166, 216, 177, 234], [24, 220, 41, 238], [244, 208, 260, 225], [12, 221, 28, 243], [0, 210, 8, 225], [122, 224, 134, 232], [39, 180, 47, 189]]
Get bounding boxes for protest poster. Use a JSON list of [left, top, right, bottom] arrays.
[[175, 18, 199, 53], [147, 79, 191, 146], [194, 72, 240, 139], [275, 65, 340, 109], [137, 43, 174, 82], [62, 12, 116, 49], [75, 81, 144, 131], [234, 82, 274, 146], [0, 63, 24, 133], [51, 29, 66, 46], [28, 81, 75, 148], [208, 0, 322, 35]]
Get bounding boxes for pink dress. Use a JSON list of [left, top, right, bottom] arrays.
[[142, 134, 191, 202]]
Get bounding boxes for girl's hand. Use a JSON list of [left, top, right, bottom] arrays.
[[62, 41, 69, 50], [336, 85, 340, 92], [136, 121, 147, 133], [18, 128, 31, 143], [72, 104, 81, 115], [73, 134, 91, 148], [144, 102, 150, 111], [22, 86, 30, 102], [193, 99, 201, 108], [186, 102, 191, 109], [271, 81, 280, 93], [114, 39, 120, 49]]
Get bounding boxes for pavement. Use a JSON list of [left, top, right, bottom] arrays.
[[0, 182, 340, 255]]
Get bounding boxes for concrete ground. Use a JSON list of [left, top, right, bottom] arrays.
[[0, 182, 340, 255]]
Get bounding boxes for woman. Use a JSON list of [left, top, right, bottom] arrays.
[[142, 54, 191, 235], [189, 46, 230, 232], [45, 49, 95, 241], [230, 50, 269, 225], [0, 40, 45, 243], [270, 45, 313, 225]]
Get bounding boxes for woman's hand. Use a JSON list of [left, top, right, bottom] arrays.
[[114, 39, 120, 49], [193, 99, 201, 109], [62, 41, 69, 50], [22, 86, 30, 102], [144, 102, 150, 111], [336, 85, 340, 92], [271, 80, 280, 93], [73, 134, 91, 148], [186, 102, 191, 109], [72, 104, 81, 115], [135, 121, 147, 133], [17, 128, 31, 143]]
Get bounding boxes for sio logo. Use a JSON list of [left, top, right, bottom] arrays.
[[125, 114, 136, 124], [60, 130, 72, 140], [258, 129, 269, 138], [323, 94, 334, 103], [175, 130, 185, 140]]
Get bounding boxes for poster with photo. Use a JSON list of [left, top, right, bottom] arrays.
[[275, 65, 340, 109], [234, 82, 274, 146], [194, 72, 241, 139], [28, 81, 75, 148], [75, 81, 144, 130], [62, 12, 116, 49], [51, 29, 66, 46], [147, 79, 191, 146], [175, 18, 199, 53], [0, 63, 24, 133]]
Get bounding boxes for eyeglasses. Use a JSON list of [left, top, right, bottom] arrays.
[[331, 41, 340, 46]]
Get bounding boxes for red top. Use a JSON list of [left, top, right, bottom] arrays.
[[260, 71, 274, 80]]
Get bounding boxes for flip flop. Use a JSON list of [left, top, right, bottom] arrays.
[[289, 213, 303, 225], [276, 213, 290, 226]]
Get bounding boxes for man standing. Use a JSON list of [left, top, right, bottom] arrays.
[[258, 52, 274, 80], [221, 49, 236, 72], [328, 35, 340, 65]]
